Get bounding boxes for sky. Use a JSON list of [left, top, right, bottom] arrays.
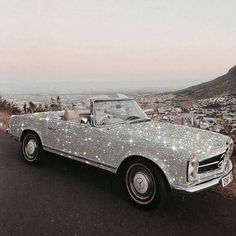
[[0, 0, 236, 94]]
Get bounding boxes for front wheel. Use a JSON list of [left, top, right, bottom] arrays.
[[124, 159, 169, 208], [21, 133, 43, 165]]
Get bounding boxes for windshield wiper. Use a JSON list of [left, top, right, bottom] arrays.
[[129, 118, 151, 124]]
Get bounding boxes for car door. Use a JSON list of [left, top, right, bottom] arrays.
[[44, 118, 86, 156], [61, 121, 88, 157], [39, 116, 62, 150], [83, 124, 131, 167]]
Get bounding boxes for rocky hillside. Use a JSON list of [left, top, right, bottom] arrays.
[[175, 65, 236, 99]]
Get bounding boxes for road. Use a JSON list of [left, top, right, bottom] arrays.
[[0, 132, 236, 236]]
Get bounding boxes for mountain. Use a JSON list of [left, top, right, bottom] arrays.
[[175, 65, 236, 99]]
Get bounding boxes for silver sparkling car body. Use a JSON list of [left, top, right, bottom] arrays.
[[8, 98, 234, 193]]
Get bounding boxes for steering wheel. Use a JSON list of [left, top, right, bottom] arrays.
[[96, 114, 110, 126], [125, 115, 140, 121]]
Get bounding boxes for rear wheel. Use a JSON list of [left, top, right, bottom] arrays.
[[123, 159, 169, 208], [21, 132, 43, 164]]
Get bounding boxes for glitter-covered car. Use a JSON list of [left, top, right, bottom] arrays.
[[7, 98, 234, 208]]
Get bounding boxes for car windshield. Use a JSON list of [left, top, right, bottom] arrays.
[[93, 99, 149, 126]]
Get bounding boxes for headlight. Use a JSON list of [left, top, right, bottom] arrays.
[[226, 138, 234, 158], [187, 155, 199, 182]]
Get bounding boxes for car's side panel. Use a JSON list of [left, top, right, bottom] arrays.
[[57, 121, 89, 157], [43, 145, 117, 173], [8, 111, 232, 194], [43, 119, 84, 154], [81, 126, 131, 168]]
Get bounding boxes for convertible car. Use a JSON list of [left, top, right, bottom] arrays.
[[7, 98, 234, 208]]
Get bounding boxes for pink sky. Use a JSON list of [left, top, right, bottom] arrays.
[[0, 0, 236, 92]]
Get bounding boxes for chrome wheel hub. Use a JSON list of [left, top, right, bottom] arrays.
[[25, 139, 37, 157], [133, 173, 149, 194], [126, 163, 156, 205]]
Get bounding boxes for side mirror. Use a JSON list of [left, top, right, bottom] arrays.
[[81, 117, 88, 124]]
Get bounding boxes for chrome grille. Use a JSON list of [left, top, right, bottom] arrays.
[[198, 152, 225, 174]]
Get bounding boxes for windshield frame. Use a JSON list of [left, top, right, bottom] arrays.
[[91, 98, 149, 127]]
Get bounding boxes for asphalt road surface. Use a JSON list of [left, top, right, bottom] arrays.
[[0, 132, 236, 236]]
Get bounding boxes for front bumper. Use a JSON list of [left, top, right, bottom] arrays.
[[6, 128, 20, 141], [173, 160, 233, 193]]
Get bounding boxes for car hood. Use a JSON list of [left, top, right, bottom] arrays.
[[127, 121, 229, 160]]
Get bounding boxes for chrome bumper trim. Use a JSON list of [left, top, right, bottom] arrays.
[[43, 145, 117, 173], [6, 129, 20, 141], [173, 160, 233, 193]]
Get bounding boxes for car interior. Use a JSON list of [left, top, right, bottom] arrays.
[[58, 110, 92, 124]]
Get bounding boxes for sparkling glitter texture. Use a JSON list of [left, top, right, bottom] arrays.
[[8, 99, 233, 192]]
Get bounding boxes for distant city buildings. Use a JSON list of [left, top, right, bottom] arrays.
[[136, 93, 236, 136], [2, 92, 236, 139]]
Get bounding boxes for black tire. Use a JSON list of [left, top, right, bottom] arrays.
[[123, 158, 169, 208], [21, 132, 43, 165]]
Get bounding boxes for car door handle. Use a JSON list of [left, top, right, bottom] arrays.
[[48, 126, 57, 131]]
